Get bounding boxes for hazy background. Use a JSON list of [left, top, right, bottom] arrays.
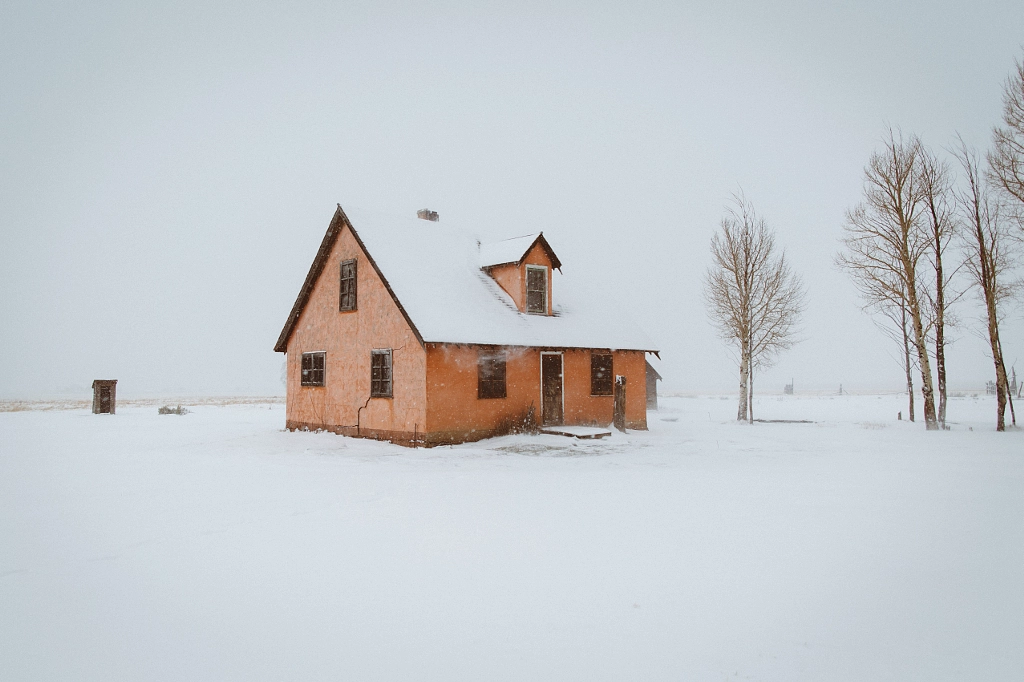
[[1, 0, 1022, 398]]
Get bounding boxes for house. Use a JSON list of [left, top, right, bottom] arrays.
[[274, 205, 659, 445]]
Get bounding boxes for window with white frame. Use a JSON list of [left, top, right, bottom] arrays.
[[526, 265, 547, 314], [370, 349, 392, 398], [301, 351, 326, 386]]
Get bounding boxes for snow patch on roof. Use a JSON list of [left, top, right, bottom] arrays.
[[343, 207, 657, 351], [479, 233, 540, 268]]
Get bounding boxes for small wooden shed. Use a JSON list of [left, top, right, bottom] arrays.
[[645, 359, 662, 410], [92, 380, 117, 414]]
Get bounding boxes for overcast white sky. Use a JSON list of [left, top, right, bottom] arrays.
[[1, 0, 1022, 398]]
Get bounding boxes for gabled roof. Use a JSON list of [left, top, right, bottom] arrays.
[[274, 206, 423, 353], [275, 204, 657, 354], [479, 233, 562, 270]]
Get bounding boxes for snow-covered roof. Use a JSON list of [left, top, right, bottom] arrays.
[[479, 233, 543, 268], [276, 205, 657, 353], [646, 354, 663, 380]]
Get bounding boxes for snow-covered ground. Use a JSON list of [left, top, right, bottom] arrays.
[[1, 394, 1021, 681]]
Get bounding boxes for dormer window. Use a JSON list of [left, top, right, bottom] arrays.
[[526, 265, 547, 314], [478, 233, 560, 315]]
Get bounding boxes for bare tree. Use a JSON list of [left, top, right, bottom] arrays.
[[837, 130, 940, 429], [917, 146, 961, 427], [955, 139, 1017, 430], [988, 54, 1024, 227], [704, 195, 805, 423]]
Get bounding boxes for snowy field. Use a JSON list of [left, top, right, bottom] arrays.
[[1, 394, 1022, 681]]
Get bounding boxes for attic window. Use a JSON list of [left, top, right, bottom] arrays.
[[301, 352, 326, 387], [340, 259, 357, 311], [371, 349, 392, 398], [478, 351, 507, 399], [526, 265, 547, 314], [591, 353, 613, 396]]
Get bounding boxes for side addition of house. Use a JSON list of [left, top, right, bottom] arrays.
[[274, 205, 659, 445]]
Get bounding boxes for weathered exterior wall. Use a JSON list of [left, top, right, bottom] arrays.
[[423, 345, 647, 443], [424, 344, 539, 443], [485, 241, 554, 314], [285, 225, 427, 442], [561, 349, 648, 429], [616, 350, 649, 430]]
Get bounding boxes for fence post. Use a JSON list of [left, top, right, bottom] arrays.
[[613, 375, 627, 432]]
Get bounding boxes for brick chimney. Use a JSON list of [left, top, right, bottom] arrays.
[[417, 209, 439, 222]]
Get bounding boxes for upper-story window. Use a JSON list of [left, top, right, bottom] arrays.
[[340, 259, 357, 311], [370, 349, 392, 398], [301, 351, 326, 387], [526, 265, 547, 314]]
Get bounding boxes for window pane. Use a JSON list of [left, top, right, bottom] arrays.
[[478, 352, 507, 399], [591, 354, 613, 395], [371, 350, 392, 397], [526, 268, 546, 314], [340, 260, 357, 311], [302, 352, 325, 387]]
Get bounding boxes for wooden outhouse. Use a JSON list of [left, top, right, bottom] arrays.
[[92, 380, 117, 414]]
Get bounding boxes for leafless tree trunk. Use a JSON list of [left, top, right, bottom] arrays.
[[918, 146, 959, 428], [901, 303, 915, 422], [837, 130, 939, 429], [988, 54, 1024, 229], [866, 299, 916, 420], [956, 140, 1016, 430], [748, 364, 754, 423], [737, 337, 749, 421], [886, 300, 917, 422], [704, 195, 805, 423]]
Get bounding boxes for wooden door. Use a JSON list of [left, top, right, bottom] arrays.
[[541, 353, 563, 426], [99, 387, 111, 414]]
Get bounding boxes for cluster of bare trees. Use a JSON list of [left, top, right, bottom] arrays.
[[837, 53, 1024, 431], [703, 54, 1023, 431], [703, 195, 805, 423]]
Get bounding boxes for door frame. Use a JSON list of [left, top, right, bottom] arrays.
[[539, 351, 564, 425]]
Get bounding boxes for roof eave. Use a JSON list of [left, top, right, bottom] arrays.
[[273, 206, 347, 353], [480, 233, 563, 272], [533, 232, 562, 270]]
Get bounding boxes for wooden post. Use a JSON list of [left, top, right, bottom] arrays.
[[613, 375, 627, 432]]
